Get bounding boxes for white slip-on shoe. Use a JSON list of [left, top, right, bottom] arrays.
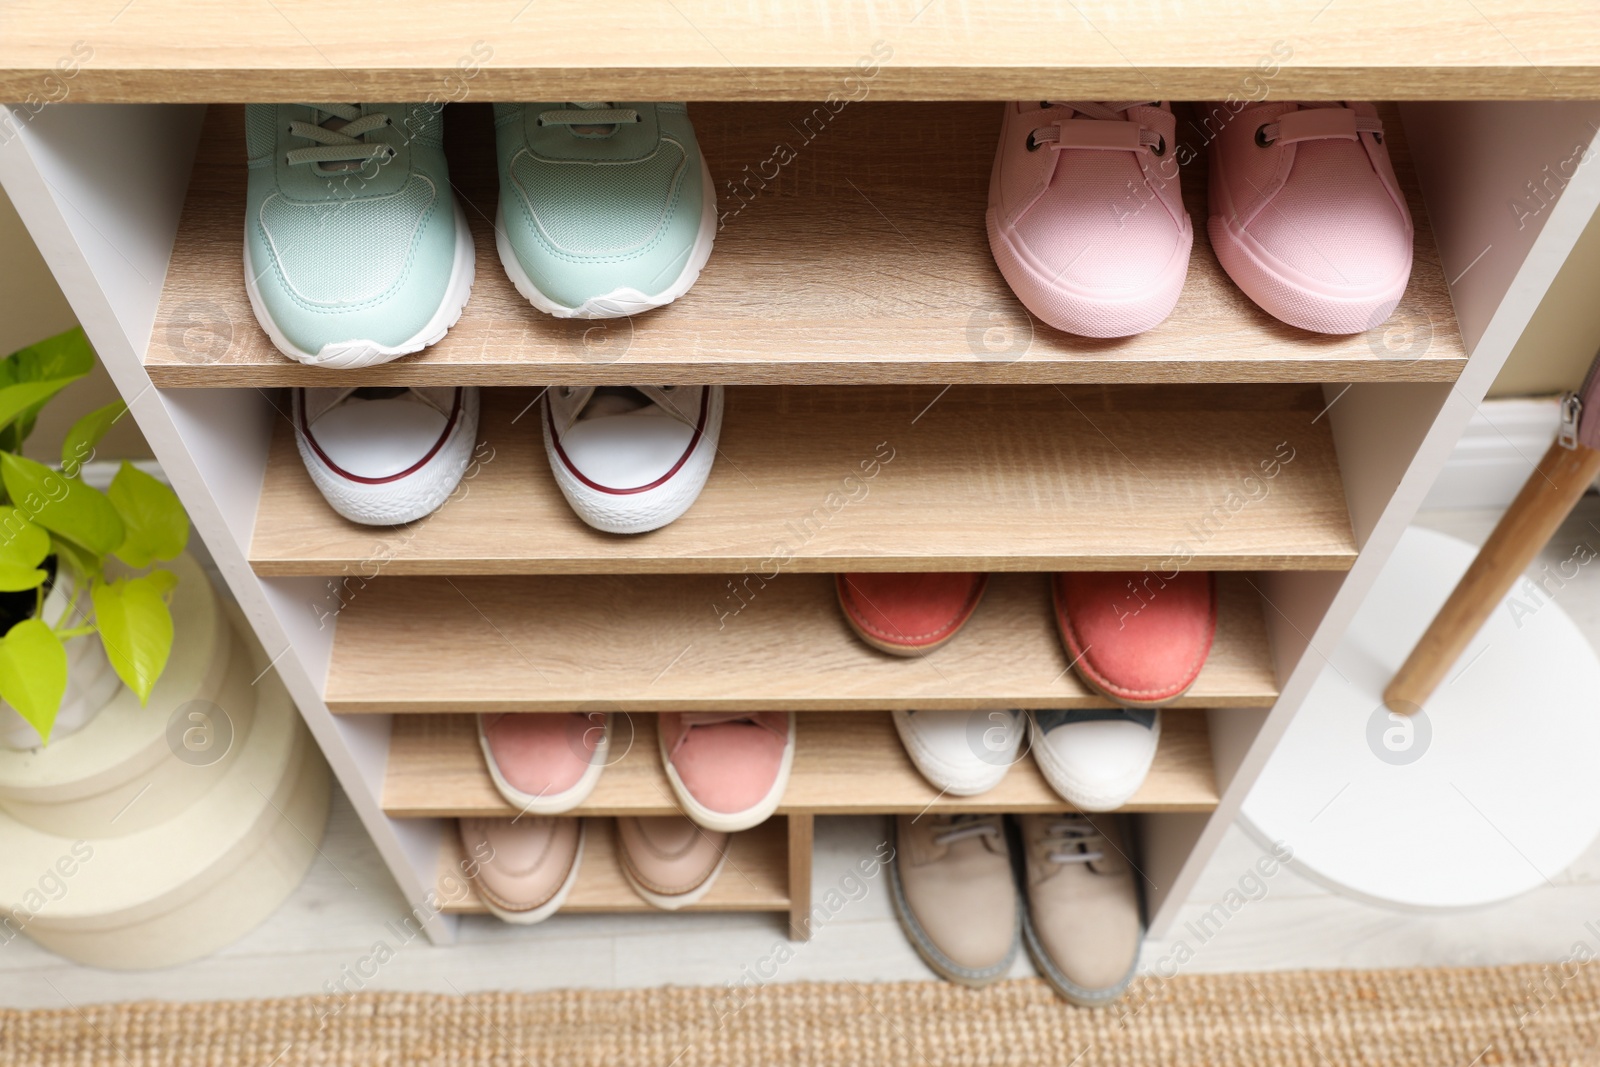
[[294, 386, 479, 526], [1029, 709, 1161, 812], [541, 385, 722, 534], [891, 709, 1025, 797]]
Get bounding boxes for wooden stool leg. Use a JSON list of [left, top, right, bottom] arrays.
[[786, 813, 814, 941], [1385, 437, 1600, 713]]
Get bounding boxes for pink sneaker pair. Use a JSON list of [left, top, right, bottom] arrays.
[[987, 100, 1412, 337], [477, 711, 792, 832]]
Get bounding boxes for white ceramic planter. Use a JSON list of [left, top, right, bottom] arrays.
[[0, 569, 124, 751]]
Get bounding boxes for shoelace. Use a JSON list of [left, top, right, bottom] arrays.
[[284, 104, 395, 168], [537, 102, 641, 132], [930, 813, 1004, 848], [1028, 101, 1165, 153], [1040, 814, 1107, 866]]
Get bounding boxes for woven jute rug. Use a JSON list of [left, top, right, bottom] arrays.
[[5, 965, 1599, 1066]]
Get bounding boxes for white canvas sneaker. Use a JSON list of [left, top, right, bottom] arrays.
[[891, 709, 1025, 797], [294, 386, 479, 526], [1029, 708, 1160, 812], [541, 385, 722, 534]]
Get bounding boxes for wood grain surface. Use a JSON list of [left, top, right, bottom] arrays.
[[149, 101, 1461, 386], [254, 385, 1356, 575], [385, 710, 1220, 818], [323, 572, 1277, 712], [437, 816, 790, 914], [6, 2, 1599, 102]]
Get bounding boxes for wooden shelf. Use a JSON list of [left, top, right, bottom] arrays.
[[253, 384, 1356, 576], [324, 572, 1277, 713], [7, 4, 1600, 103], [437, 816, 790, 915], [149, 101, 1463, 387], [387, 710, 1220, 818]]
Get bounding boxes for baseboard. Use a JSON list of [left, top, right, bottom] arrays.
[[1421, 395, 1569, 511]]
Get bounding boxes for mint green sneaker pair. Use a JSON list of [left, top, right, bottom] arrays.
[[243, 103, 715, 367]]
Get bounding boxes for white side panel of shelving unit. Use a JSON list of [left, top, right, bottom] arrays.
[[1146, 101, 1600, 935], [0, 103, 454, 943]]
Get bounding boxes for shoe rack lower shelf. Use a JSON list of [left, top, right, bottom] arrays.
[[325, 572, 1275, 713], [385, 711, 1220, 818], [436, 817, 791, 916]]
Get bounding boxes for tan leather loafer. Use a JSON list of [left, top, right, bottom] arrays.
[[460, 816, 584, 925], [616, 816, 729, 910], [889, 813, 1019, 986], [1018, 813, 1143, 1006]]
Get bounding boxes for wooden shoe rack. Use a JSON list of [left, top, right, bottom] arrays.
[[2, 2, 1598, 946]]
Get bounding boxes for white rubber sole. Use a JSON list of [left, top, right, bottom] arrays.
[[542, 385, 723, 535], [477, 713, 610, 816], [618, 823, 731, 912], [475, 821, 586, 926], [245, 198, 476, 369], [658, 713, 794, 833], [890, 709, 1019, 798], [1028, 713, 1161, 813], [496, 155, 717, 319], [294, 387, 479, 527]]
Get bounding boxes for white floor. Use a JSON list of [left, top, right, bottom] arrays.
[[4, 504, 1599, 1010]]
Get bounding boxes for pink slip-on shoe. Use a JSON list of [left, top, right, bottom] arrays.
[[658, 712, 794, 832], [987, 101, 1192, 338], [836, 572, 989, 656], [1051, 571, 1217, 708], [477, 712, 610, 814], [1206, 101, 1413, 335]]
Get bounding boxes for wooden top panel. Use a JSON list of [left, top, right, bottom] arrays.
[[148, 101, 1462, 387], [324, 571, 1277, 713], [253, 385, 1356, 575], [6, 3, 1600, 102], [386, 710, 1220, 817], [437, 817, 789, 914]]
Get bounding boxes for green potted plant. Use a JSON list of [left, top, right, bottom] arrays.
[[0, 327, 188, 749]]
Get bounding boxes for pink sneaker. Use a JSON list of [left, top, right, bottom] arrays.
[[987, 101, 1191, 338], [477, 712, 610, 814], [1206, 101, 1413, 335], [658, 712, 794, 832]]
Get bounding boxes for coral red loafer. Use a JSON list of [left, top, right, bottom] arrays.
[[1051, 571, 1216, 707], [836, 572, 989, 656]]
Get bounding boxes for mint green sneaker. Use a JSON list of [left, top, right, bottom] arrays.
[[243, 103, 474, 368], [492, 103, 716, 318]]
